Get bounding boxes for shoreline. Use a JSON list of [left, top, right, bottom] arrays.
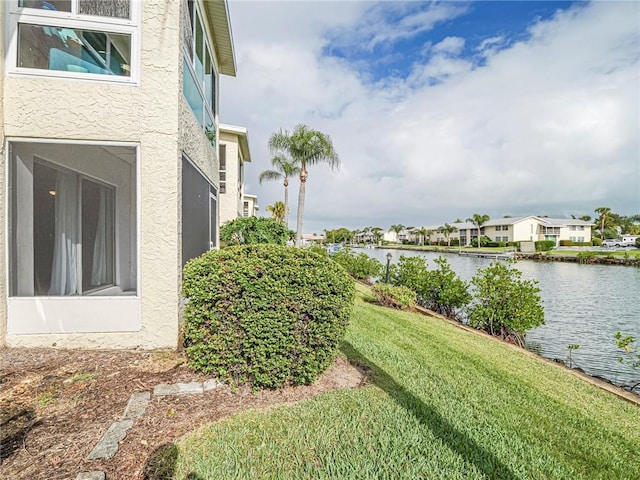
[[362, 244, 640, 267]]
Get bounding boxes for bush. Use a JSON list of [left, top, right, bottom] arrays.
[[467, 261, 544, 346], [592, 238, 602, 247], [485, 241, 507, 248], [307, 244, 329, 257], [182, 244, 355, 389], [507, 241, 521, 250], [535, 240, 555, 252], [636, 237, 640, 248], [471, 236, 492, 247], [390, 256, 470, 320], [331, 247, 383, 282], [450, 238, 460, 246], [559, 240, 574, 247], [371, 283, 416, 310], [220, 217, 292, 246]]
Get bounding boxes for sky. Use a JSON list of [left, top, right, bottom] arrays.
[[220, 0, 640, 234]]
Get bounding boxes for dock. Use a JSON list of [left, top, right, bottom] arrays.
[[458, 251, 515, 260]]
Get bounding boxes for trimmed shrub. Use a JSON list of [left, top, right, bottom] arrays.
[[182, 244, 355, 389], [220, 217, 292, 246], [592, 238, 603, 247], [450, 238, 460, 246], [559, 240, 574, 247], [535, 240, 555, 252], [371, 283, 416, 310], [486, 241, 507, 248], [331, 247, 383, 282]]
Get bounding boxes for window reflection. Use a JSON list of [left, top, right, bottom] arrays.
[[18, 23, 131, 76]]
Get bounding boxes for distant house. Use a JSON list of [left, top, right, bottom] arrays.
[[242, 194, 259, 217], [1, 0, 237, 349], [219, 124, 252, 224], [424, 216, 594, 246]]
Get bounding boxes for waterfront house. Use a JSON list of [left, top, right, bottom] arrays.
[[218, 123, 252, 224], [1, 0, 237, 349], [424, 216, 594, 246]]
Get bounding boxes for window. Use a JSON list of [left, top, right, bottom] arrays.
[[243, 201, 249, 217], [9, 141, 137, 296], [10, 0, 137, 81], [182, 156, 217, 266], [218, 144, 226, 194], [183, 1, 217, 134]]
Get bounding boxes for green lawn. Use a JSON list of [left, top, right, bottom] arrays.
[[171, 284, 639, 479], [547, 249, 640, 258]]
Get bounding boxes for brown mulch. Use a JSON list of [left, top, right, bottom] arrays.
[[0, 348, 369, 480]]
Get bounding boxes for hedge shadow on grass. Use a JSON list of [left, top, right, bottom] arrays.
[[340, 341, 517, 480]]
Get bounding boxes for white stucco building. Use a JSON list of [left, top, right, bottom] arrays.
[[242, 193, 258, 217], [218, 123, 252, 225], [420, 216, 594, 246], [1, 0, 237, 349]]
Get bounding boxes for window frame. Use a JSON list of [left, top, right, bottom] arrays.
[[5, 137, 140, 299], [6, 0, 140, 84], [182, 0, 219, 135]]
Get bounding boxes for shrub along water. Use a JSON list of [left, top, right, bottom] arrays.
[[467, 260, 544, 346], [331, 247, 383, 283], [371, 283, 416, 310], [390, 255, 470, 321], [182, 244, 355, 389]]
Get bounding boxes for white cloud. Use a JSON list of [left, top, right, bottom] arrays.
[[432, 36, 466, 55], [221, 1, 640, 234]]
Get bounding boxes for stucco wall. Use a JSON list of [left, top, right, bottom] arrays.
[[218, 131, 241, 224], [0, 3, 7, 346], [513, 220, 536, 242], [2, 0, 185, 349]]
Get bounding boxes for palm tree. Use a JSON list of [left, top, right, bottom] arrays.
[[466, 214, 490, 248], [441, 223, 458, 247], [416, 227, 428, 246], [389, 224, 405, 244], [425, 229, 435, 246], [258, 155, 300, 229], [371, 227, 384, 245], [269, 125, 339, 246], [594, 207, 611, 239], [265, 201, 286, 224]]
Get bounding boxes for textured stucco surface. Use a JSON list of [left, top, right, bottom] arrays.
[[218, 131, 242, 224], [1, 0, 199, 349], [0, 3, 7, 346]]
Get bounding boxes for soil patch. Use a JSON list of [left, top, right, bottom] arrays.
[[0, 348, 368, 480]]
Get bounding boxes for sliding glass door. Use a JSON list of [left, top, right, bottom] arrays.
[[9, 142, 136, 297]]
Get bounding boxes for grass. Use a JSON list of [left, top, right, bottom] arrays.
[[170, 284, 640, 479], [547, 249, 640, 258]]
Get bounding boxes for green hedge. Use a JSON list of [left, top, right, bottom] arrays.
[[182, 244, 355, 389], [535, 240, 555, 251]]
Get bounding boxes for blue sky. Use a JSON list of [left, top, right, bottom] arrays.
[[221, 1, 639, 233], [324, 1, 580, 83]]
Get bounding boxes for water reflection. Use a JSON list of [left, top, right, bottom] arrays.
[[358, 247, 640, 387]]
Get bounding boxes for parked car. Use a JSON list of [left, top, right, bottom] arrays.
[[602, 238, 634, 248]]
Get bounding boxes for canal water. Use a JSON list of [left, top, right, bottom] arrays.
[[358, 247, 640, 387]]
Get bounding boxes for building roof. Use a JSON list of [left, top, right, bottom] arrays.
[[203, 0, 237, 76], [219, 123, 251, 162]]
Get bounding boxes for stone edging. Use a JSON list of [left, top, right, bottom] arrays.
[[76, 379, 223, 480]]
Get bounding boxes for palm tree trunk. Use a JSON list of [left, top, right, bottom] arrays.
[[478, 227, 481, 248], [295, 168, 307, 247], [284, 178, 289, 229]]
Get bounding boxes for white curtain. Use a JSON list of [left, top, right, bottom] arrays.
[[48, 171, 78, 295], [91, 188, 108, 286]]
